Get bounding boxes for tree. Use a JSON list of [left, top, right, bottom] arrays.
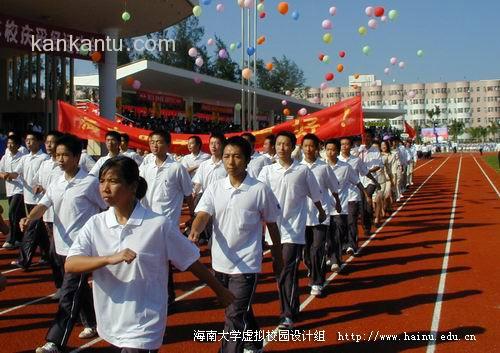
[[447, 120, 465, 142], [255, 55, 306, 94], [478, 126, 488, 142], [465, 127, 481, 142], [117, 38, 134, 66], [210, 36, 240, 82], [425, 105, 441, 143], [487, 121, 499, 140]]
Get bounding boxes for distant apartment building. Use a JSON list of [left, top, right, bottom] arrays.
[[305, 75, 500, 129]]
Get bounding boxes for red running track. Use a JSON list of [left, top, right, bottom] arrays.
[[0, 153, 498, 353]]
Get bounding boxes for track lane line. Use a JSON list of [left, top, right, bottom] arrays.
[[471, 155, 500, 198]]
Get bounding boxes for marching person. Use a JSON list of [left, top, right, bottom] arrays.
[[78, 139, 96, 173], [262, 134, 276, 163], [241, 132, 271, 178], [66, 156, 234, 353], [119, 133, 143, 166], [189, 136, 283, 353], [181, 135, 210, 178], [380, 140, 396, 216], [89, 131, 121, 176], [258, 131, 326, 330]]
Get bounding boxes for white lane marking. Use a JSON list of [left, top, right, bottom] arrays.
[[472, 155, 500, 198]]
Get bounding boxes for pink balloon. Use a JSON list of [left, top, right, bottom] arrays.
[[384, 67, 390, 75], [329, 6, 337, 16], [188, 47, 198, 58], [390, 57, 398, 65], [407, 90, 416, 98], [381, 15, 388, 22], [207, 38, 214, 46], [281, 100, 287, 105], [218, 49, 228, 59], [320, 82, 328, 90], [216, 3, 224, 12], [368, 19, 378, 29], [322, 19, 333, 30], [243, 0, 253, 8], [399, 61, 405, 69], [195, 57, 204, 67], [298, 108, 308, 116], [365, 6, 374, 17]]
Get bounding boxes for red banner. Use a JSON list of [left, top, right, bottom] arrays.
[[137, 90, 184, 105], [404, 121, 416, 139], [58, 96, 363, 155]]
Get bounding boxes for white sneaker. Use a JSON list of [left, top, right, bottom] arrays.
[[78, 327, 97, 339], [346, 247, 355, 255], [2, 242, 14, 249], [325, 259, 331, 266], [330, 263, 340, 272], [243, 348, 264, 353], [310, 285, 323, 296], [35, 342, 61, 353]]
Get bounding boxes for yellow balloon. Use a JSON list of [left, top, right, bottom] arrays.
[[358, 26, 367, 36], [322, 33, 333, 44]]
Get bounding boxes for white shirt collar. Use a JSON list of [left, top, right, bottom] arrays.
[[105, 202, 146, 228], [222, 174, 252, 191]]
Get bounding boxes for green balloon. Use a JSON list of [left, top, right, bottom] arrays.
[[322, 33, 333, 44], [193, 5, 202, 17], [79, 45, 89, 56], [257, 3, 265, 12], [121, 11, 131, 21], [388, 9, 398, 20], [322, 55, 330, 63], [235, 103, 242, 111], [362, 45, 371, 55], [358, 26, 367, 36], [229, 43, 236, 51], [417, 49, 424, 57]]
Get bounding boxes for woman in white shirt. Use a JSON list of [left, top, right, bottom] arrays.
[[65, 156, 234, 353], [380, 140, 395, 216]]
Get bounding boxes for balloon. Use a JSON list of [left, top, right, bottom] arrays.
[[365, 6, 374, 17], [188, 47, 198, 57], [243, 0, 254, 8], [313, 97, 320, 104], [201, 0, 211, 5], [368, 19, 378, 29], [291, 11, 300, 20], [195, 57, 204, 67], [358, 26, 367, 36], [339, 50, 346, 58], [257, 3, 265, 12], [374, 7, 384, 17], [218, 49, 228, 59], [266, 62, 274, 71], [337, 64, 344, 73], [285, 90, 291, 96], [320, 82, 328, 90], [322, 33, 333, 44], [79, 45, 89, 56], [283, 108, 291, 115], [322, 55, 330, 63], [257, 36, 265, 45], [247, 46, 255, 56], [192, 5, 202, 17], [381, 15, 388, 22], [121, 11, 131, 22], [298, 108, 307, 116], [216, 3, 224, 12], [390, 57, 397, 65], [354, 74, 360, 79], [322, 19, 332, 30], [125, 77, 134, 86], [277, 2, 289, 15], [417, 49, 424, 57], [362, 45, 371, 55], [207, 38, 214, 46], [407, 90, 416, 98], [388, 9, 398, 20], [194, 77, 202, 84], [242, 68, 253, 80], [325, 72, 334, 81], [384, 67, 390, 75], [238, 0, 244, 6], [318, 53, 325, 61], [229, 43, 236, 51], [236, 42, 242, 49], [90, 51, 102, 62], [281, 100, 287, 105], [329, 6, 337, 16], [132, 80, 141, 90], [399, 61, 405, 68], [259, 12, 266, 19], [235, 103, 242, 111]]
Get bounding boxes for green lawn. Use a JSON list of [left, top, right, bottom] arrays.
[[483, 154, 499, 172]]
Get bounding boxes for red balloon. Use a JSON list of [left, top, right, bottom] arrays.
[[318, 53, 325, 61], [339, 51, 346, 58], [325, 72, 334, 81], [259, 12, 266, 19], [374, 7, 384, 17]]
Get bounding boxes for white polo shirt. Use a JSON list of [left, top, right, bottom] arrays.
[[398, 145, 408, 167], [39, 168, 106, 256], [181, 151, 211, 178], [301, 159, 340, 226], [0, 149, 24, 197], [261, 152, 276, 163], [141, 153, 156, 166], [15, 150, 49, 205], [139, 156, 192, 222], [192, 156, 227, 193], [196, 175, 280, 274], [79, 150, 96, 173], [328, 160, 360, 215], [89, 154, 116, 177], [67, 203, 200, 350], [33, 159, 64, 222], [258, 159, 322, 244], [247, 152, 271, 179], [358, 145, 383, 187], [339, 154, 368, 202], [121, 149, 143, 166]]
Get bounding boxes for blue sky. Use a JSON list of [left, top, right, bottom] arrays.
[[75, 0, 500, 88]]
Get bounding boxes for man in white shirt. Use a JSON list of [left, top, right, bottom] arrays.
[[258, 131, 326, 330], [8, 132, 50, 270], [241, 132, 271, 178], [324, 139, 367, 270], [22, 134, 106, 353], [0, 134, 26, 248], [301, 134, 341, 297], [262, 134, 276, 163], [119, 133, 143, 166], [189, 136, 283, 353], [405, 140, 416, 186], [181, 135, 210, 178], [88, 131, 121, 176], [78, 140, 96, 173]]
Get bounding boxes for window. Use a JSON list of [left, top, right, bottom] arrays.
[[477, 97, 481, 102], [477, 108, 481, 112]]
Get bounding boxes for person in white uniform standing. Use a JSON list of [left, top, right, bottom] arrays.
[[88, 131, 121, 177], [119, 133, 143, 166], [241, 132, 271, 178], [181, 135, 210, 178]]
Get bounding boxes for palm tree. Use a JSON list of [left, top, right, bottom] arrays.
[[487, 122, 499, 140], [426, 105, 441, 143], [478, 127, 489, 142], [465, 127, 481, 142], [448, 120, 465, 142]]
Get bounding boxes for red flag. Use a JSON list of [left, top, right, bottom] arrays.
[[404, 121, 416, 139], [58, 96, 364, 154]]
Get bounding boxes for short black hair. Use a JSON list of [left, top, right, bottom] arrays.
[[99, 156, 147, 200], [105, 131, 121, 141], [224, 136, 252, 164], [46, 130, 63, 142], [149, 130, 171, 145], [340, 136, 353, 145], [188, 135, 202, 147], [324, 138, 340, 151], [7, 134, 22, 146], [241, 132, 256, 144], [264, 134, 276, 146], [56, 134, 83, 157], [120, 133, 130, 143], [26, 131, 44, 141], [276, 131, 297, 148], [209, 132, 226, 145], [302, 133, 321, 149]]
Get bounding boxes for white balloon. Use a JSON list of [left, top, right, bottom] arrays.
[[188, 47, 198, 58], [365, 6, 374, 17], [320, 82, 328, 90], [384, 67, 390, 75], [399, 61, 405, 69], [285, 90, 291, 96], [390, 57, 397, 65], [281, 100, 287, 105], [298, 108, 308, 116], [381, 15, 388, 22], [329, 6, 337, 16], [216, 3, 224, 12], [207, 38, 214, 46], [243, 0, 254, 8], [195, 57, 204, 67], [368, 19, 378, 29], [407, 90, 416, 98]]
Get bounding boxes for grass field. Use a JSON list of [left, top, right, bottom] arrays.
[[483, 154, 499, 172]]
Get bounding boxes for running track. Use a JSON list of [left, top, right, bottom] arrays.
[[0, 153, 498, 353]]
